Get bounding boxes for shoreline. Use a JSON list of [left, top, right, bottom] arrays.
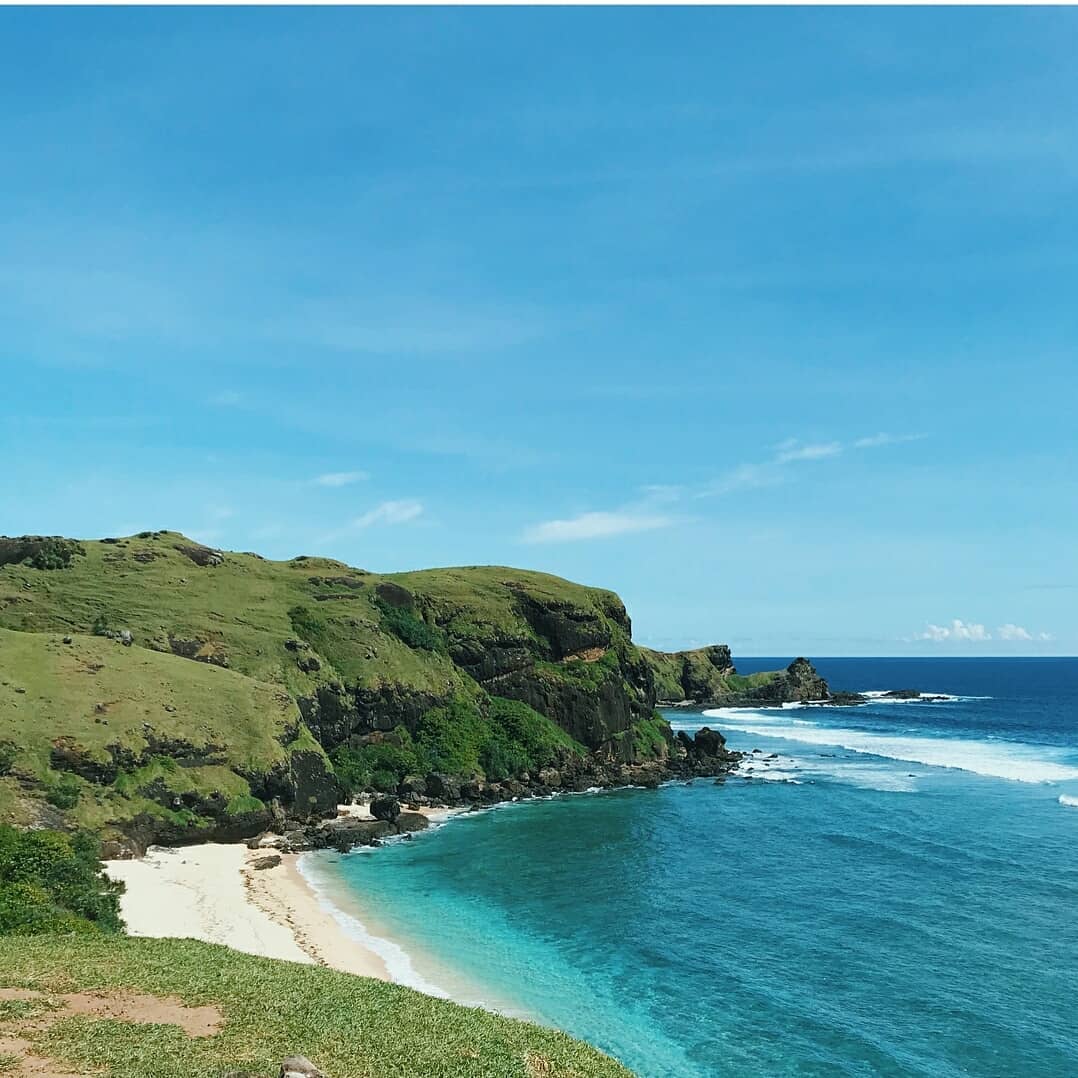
[[104, 802, 465, 994]]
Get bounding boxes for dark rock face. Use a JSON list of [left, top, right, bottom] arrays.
[[511, 592, 613, 659], [692, 727, 727, 757], [173, 543, 224, 567], [168, 636, 230, 668], [321, 817, 394, 852], [369, 796, 401, 822], [297, 682, 444, 744], [397, 774, 427, 799], [374, 581, 414, 608], [426, 772, 462, 801], [680, 646, 734, 699], [394, 811, 429, 834]]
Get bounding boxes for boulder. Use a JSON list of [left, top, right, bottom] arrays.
[[537, 767, 562, 788], [280, 1057, 326, 1078], [322, 818, 393, 851], [251, 854, 282, 870], [397, 774, 427, 799], [425, 772, 461, 801], [693, 727, 726, 758], [369, 796, 401, 822], [394, 811, 429, 834]]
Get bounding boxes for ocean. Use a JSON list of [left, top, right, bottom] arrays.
[[302, 658, 1078, 1076]]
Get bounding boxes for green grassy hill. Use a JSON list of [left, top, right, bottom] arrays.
[[0, 934, 632, 1077], [0, 531, 807, 851]]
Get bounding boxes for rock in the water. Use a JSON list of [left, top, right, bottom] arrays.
[[251, 854, 282, 870], [394, 811, 429, 834], [321, 818, 393, 851], [369, 796, 401, 822], [693, 727, 727, 757], [280, 1057, 326, 1078]]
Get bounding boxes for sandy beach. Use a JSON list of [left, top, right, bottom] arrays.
[[104, 803, 461, 985]]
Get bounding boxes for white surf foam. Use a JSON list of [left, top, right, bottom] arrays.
[[297, 853, 451, 999], [1059, 794, 1078, 809], [738, 751, 918, 793], [859, 691, 991, 704], [704, 710, 1078, 785]]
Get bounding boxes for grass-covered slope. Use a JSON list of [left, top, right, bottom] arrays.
[[0, 531, 810, 848], [0, 934, 632, 1078], [0, 533, 669, 847], [0, 627, 331, 851]]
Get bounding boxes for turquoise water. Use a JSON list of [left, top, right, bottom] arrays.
[[308, 659, 1078, 1076]]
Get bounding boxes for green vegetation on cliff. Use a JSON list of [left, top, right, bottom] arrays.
[[0, 531, 816, 851], [0, 933, 632, 1077], [0, 532, 670, 849]]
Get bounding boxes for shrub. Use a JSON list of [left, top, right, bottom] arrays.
[[331, 729, 427, 797], [45, 774, 81, 810], [373, 597, 446, 653], [0, 826, 123, 935], [0, 536, 85, 571], [288, 605, 328, 644], [0, 742, 17, 777]]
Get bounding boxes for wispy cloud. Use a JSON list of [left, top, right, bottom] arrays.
[[523, 510, 675, 544], [915, 620, 1053, 643], [774, 440, 843, 464], [352, 500, 424, 529], [853, 432, 925, 450], [702, 432, 924, 498], [313, 470, 370, 488]]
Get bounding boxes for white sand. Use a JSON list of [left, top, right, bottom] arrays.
[[104, 802, 463, 983], [105, 842, 389, 978]]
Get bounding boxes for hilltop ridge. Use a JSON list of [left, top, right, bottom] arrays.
[[0, 532, 829, 853]]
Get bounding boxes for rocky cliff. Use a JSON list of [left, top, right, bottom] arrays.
[[643, 645, 831, 707], [0, 532, 798, 853]]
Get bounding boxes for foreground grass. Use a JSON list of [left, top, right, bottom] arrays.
[[0, 935, 632, 1078]]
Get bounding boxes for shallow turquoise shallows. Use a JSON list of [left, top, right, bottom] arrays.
[[306, 659, 1078, 1077]]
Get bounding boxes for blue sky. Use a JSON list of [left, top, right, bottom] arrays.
[[3, 7, 1076, 656]]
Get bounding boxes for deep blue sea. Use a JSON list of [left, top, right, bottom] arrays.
[[304, 659, 1078, 1076]]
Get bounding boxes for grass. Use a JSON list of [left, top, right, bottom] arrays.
[[0, 626, 323, 838], [0, 530, 748, 835], [0, 935, 633, 1078]]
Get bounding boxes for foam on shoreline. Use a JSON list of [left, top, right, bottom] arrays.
[[295, 851, 452, 999]]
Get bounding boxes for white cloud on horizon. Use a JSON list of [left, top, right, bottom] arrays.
[[915, 620, 1053, 643], [313, 470, 370, 488], [523, 510, 675, 544]]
